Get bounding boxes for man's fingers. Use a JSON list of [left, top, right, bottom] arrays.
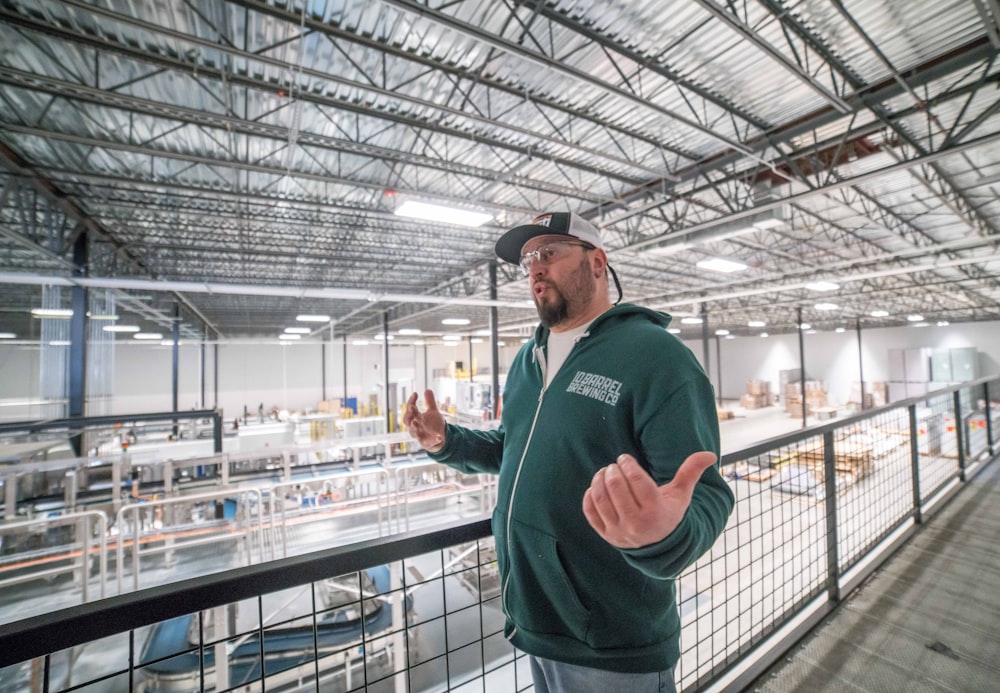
[[403, 393, 419, 427], [424, 389, 439, 412], [581, 489, 607, 536], [614, 454, 660, 507]]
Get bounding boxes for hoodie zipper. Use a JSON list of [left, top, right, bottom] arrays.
[[501, 345, 547, 637]]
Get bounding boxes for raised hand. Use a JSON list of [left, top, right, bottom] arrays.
[[582, 451, 718, 549], [403, 390, 448, 453]]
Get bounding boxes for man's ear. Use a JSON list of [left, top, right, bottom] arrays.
[[592, 249, 608, 277]]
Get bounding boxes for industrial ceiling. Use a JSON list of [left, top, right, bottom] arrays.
[[1, 0, 999, 345]]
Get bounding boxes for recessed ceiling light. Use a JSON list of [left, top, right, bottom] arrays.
[[680, 317, 703, 325], [296, 314, 330, 323], [442, 318, 470, 326], [714, 329, 730, 336], [133, 333, 163, 340], [907, 314, 924, 322], [805, 281, 839, 292], [747, 320, 766, 327], [31, 308, 73, 318], [870, 310, 889, 317], [284, 327, 311, 334], [394, 200, 493, 227], [814, 303, 839, 311], [398, 328, 422, 335], [696, 258, 747, 273], [103, 325, 141, 333]]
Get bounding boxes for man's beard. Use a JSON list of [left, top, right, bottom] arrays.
[[534, 257, 596, 328]]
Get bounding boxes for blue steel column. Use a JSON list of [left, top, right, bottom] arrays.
[[68, 231, 88, 456]]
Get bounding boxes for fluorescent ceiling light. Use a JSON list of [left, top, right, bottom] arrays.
[[806, 282, 839, 292], [0, 332, 15, 339], [395, 200, 493, 227], [413, 340, 426, 346], [296, 314, 330, 323], [697, 258, 747, 273], [680, 317, 703, 325], [352, 340, 370, 346], [497, 341, 506, 347], [667, 328, 681, 334], [747, 320, 766, 327], [760, 332, 769, 338], [470, 338, 484, 344], [278, 333, 301, 340], [520, 338, 530, 343], [805, 329, 817, 334], [442, 318, 470, 326], [134, 333, 163, 340], [103, 325, 140, 333], [724, 334, 735, 340], [870, 310, 889, 317], [937, 321, 949, 326], [160, 340, 183, 346], [87, 313, 119, 320], [284, 327, 311, 334], [835, 327, 846, 333], [398, 328, 422, 335], [32, 308, 73, 318], [714, 329, 730, 336], [814, 302, 839, 311], [442, 334, 462, 341], [475, 329, 493, 336], [799, 322, 812, 330], [373, 334, 394, 341], [907, 314, 924, 322], [913, 322, 929, 327], [48, 340, 71, 346]]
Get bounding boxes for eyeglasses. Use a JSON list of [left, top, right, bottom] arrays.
[[519, 241, 593, 275]]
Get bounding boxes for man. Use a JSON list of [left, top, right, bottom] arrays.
[[404, 212, 734, 692]]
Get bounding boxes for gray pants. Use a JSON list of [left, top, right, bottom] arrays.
[[529, 655, 678, 693]]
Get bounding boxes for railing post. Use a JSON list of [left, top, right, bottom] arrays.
[[985, 381, 995, 455], [953, 390, 966, 482], [908, 404, 923, 524], [213, 412, 223, 454], [823, 430, 841, 603]]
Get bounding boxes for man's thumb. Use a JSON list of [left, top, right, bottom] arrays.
[[667, 451, 717, 494]]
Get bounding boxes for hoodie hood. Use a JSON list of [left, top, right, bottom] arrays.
[[531, 303, 672, 347]]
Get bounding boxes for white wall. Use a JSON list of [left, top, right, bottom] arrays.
[[2, 319, 995, 419], [681, 320, 1000, 405]]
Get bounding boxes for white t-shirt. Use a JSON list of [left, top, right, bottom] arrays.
[[545, 320, 594, 387]]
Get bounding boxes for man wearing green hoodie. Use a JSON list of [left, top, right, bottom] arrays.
[[404, 212, 735, 693]]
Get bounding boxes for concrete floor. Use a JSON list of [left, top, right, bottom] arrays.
[[749, 454, 1000, 693]]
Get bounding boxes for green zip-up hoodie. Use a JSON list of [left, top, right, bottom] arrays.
[[427, 304, 734, 673]]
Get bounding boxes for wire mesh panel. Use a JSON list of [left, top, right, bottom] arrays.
[[961, 384, 991, 460], [834, 409, 912, 573], [681, 437, 829, 689], [919, 391, 961, 501]]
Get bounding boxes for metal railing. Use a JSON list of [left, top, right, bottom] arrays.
[[0, 376, 996, 692]]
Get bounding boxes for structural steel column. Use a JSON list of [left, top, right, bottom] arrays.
[[700, 304, 710, 379], [172, 303, 179, 436], [856, 318, 866, 410], [489, 262, 500, 419], [69, 231, 88, 456], [797, 306, 807, 428], [383, 312, 391, 432]]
